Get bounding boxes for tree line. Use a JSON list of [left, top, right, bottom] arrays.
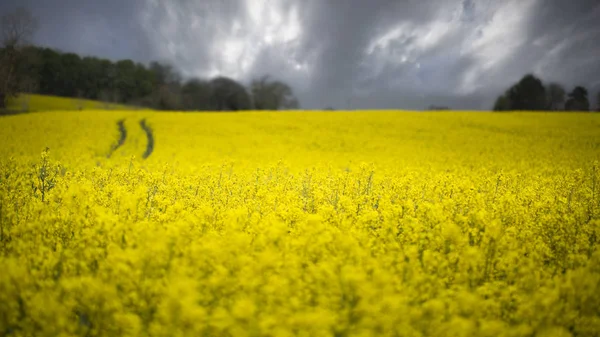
[[0, 7, 300, 111], [493, 74, 600, 112], [3, 7, 599, 113]]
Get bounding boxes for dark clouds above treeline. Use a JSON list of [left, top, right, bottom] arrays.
[[1, 0, 599, 110]]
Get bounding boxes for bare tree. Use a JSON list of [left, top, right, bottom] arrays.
[[0, 7, 38, 109], [1, 7, 38, 47]]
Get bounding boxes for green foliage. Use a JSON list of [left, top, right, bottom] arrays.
[[565, 86, 590, 112], [492, 94, 510, 111], [493, 76, 592, 113], [181, 79, 212, 111], [208, 77, 253, 111], [6, 47, 172, 110], [251, 75, 300, 110], [0, 46, 36, 109], [114, 60, 137, 103], [546, 83, 566, 111], [505, 74, 547, 111], [5, 45, 302, 112], [30, 148, 61, 202]]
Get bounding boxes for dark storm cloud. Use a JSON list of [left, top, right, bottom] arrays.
[[1, 0, 599, 109], [137, 0, 481, 109], [527, 0, 600, 93], [294, 0, 452, 107], [0, 0, 153, 61]]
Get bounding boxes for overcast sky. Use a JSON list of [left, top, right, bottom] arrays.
[[1, 0, 599, 110]]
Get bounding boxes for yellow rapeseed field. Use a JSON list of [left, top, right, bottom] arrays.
[[0, 110, 599, 337]]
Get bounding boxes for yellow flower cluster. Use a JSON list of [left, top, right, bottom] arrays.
[[0, 110, 599, 336]]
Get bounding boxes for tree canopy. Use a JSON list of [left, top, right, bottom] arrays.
[[492, 94, 511, 112], [251, 75, 300, 110], [493, 75, 592, 113], [505, 74, 547, 111], [565, 86, 590, 112], [1, 7, 301, 112], [2, 43, 300, 112], [208, 77, 253, 111], [546, 83, 566, 111]]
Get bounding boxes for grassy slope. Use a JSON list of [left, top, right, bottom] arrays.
[[5, 93, 135, 113]]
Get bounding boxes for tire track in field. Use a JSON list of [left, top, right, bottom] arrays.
[[106, 119, 127, 158], [139, 119, 154, 159]]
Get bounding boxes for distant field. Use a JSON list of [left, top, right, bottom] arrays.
[[4, 93, 134, 113], [1, 110, 599, 336]]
